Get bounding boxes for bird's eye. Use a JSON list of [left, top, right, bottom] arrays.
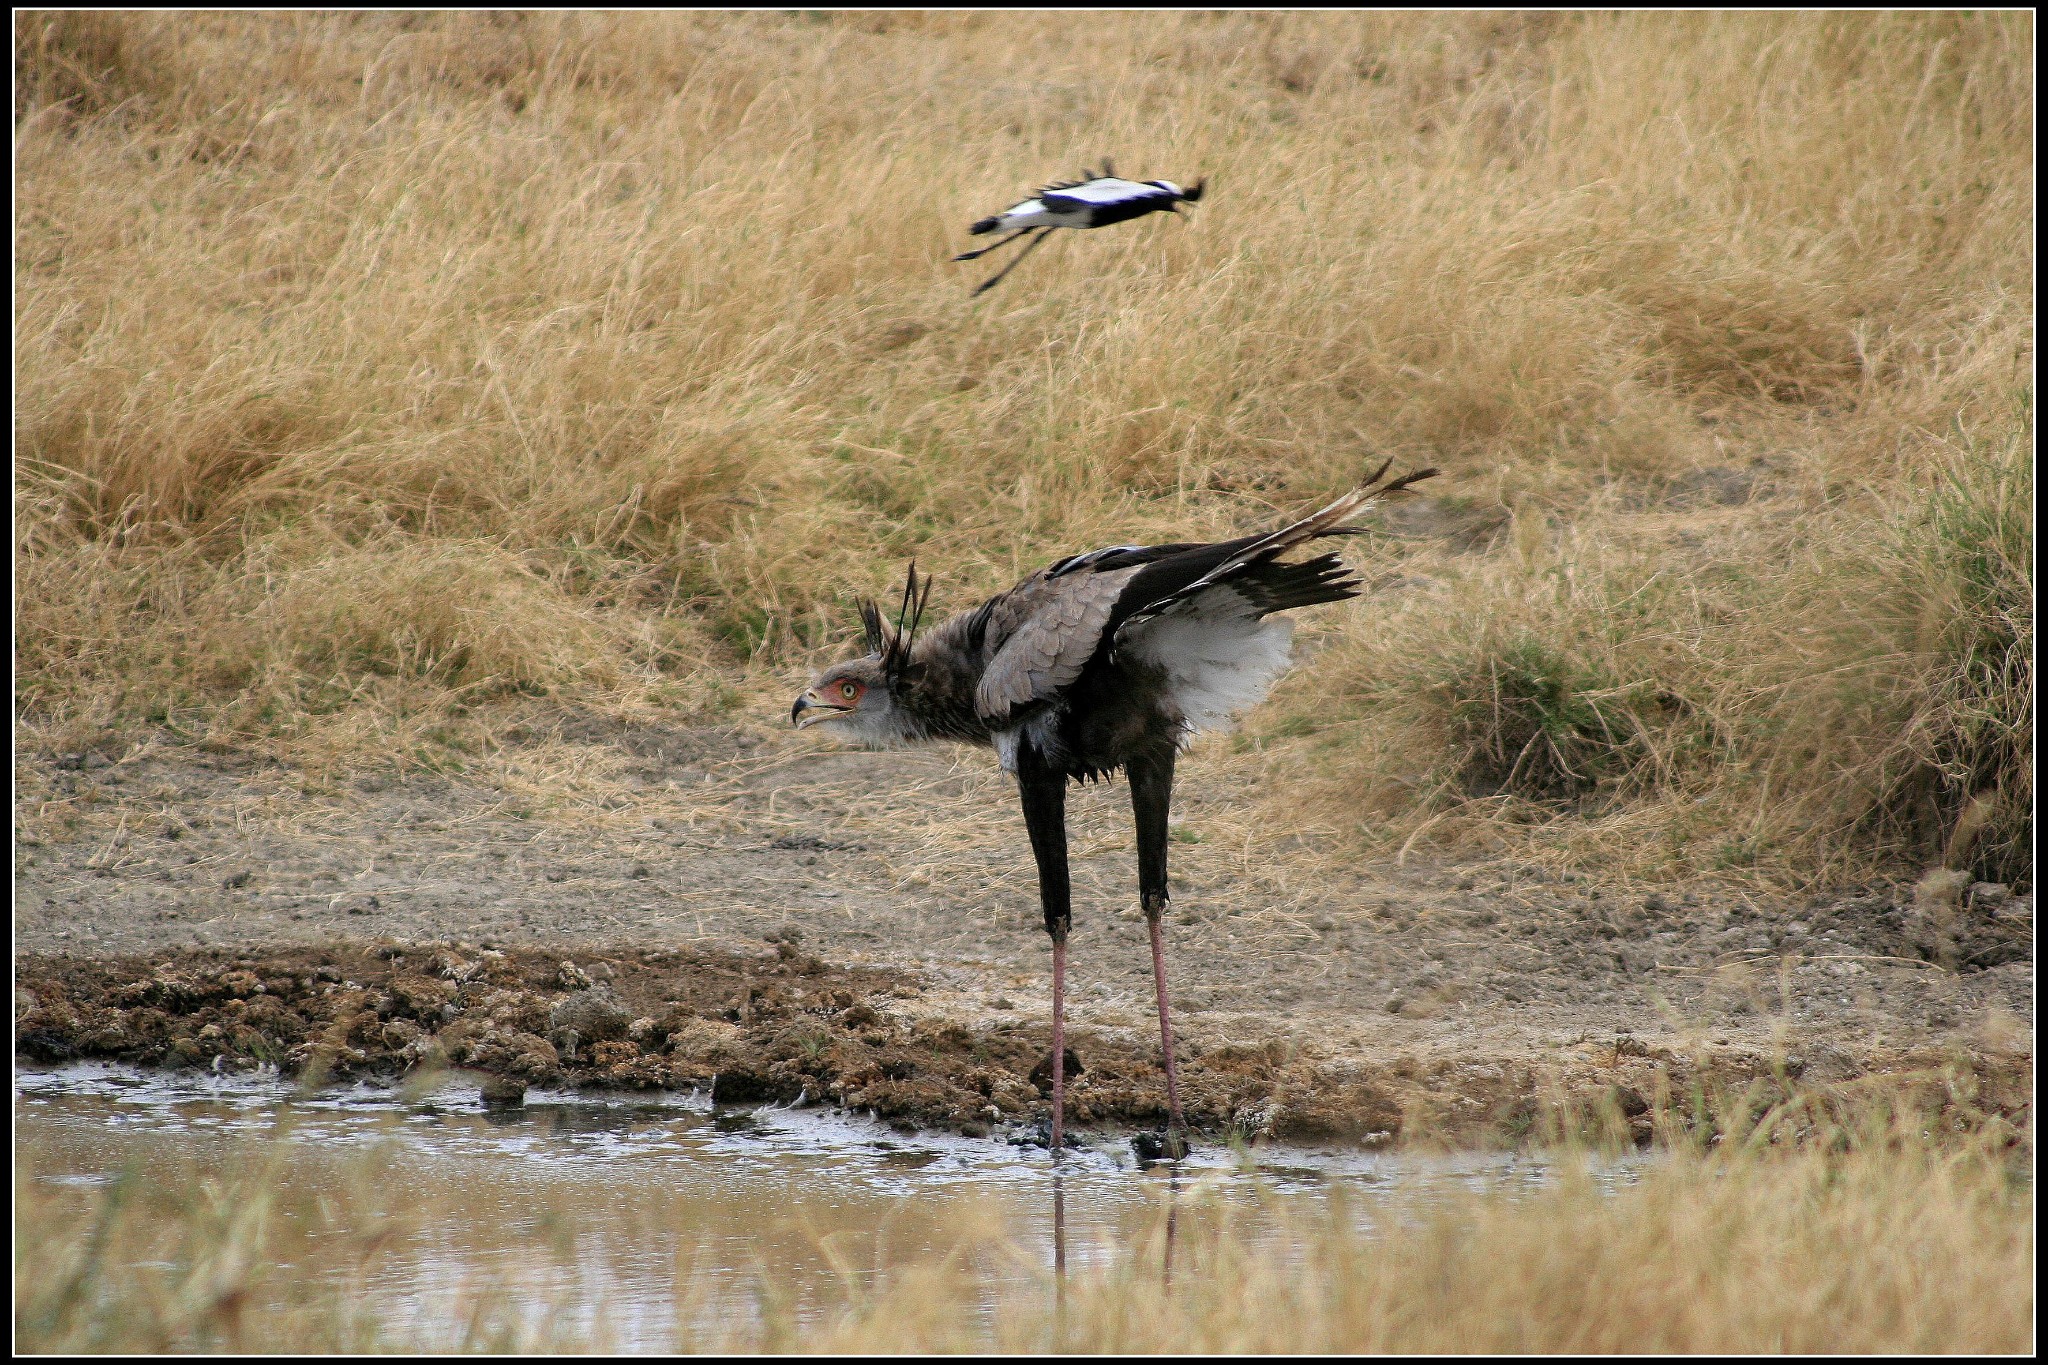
[[839, 682, 860, 701]]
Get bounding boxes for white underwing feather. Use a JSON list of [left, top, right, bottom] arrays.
[[1123, 586, 1296, 738], [1041, 177, 1175, 206]]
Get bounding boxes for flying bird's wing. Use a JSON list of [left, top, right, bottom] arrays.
[[1039, 178, 1178, 214], [1041, 177, 1168, 204]]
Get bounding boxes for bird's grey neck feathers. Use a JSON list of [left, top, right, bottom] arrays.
[[890, 613, 998, 744]]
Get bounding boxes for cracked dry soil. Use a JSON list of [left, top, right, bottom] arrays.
[[14, 719, 2034, 1146]]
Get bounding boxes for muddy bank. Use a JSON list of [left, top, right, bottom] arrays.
[[15, 938, 2030, 1148], [13, 734, 2034, 1149]]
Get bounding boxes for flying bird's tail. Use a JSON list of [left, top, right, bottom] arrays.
[[969, 215, 1002, 235], [1181, 178, 1206, 203]]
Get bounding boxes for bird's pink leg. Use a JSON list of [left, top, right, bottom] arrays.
[[1051, 931, 1067, 1152], [1129, 745, 1186, 1156], [1146, 909, 1186, 1151]]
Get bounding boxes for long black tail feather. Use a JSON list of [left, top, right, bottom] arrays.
[[1232, 552, 1362, 616], [1107, 463, 1437, 634]]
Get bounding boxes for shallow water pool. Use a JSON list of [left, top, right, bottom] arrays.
[[16, 1063, 1647, 1350]]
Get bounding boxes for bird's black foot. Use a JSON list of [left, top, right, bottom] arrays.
[[1010, 1117, 1057, 1150], [1131, 1126, 1190, 1164]]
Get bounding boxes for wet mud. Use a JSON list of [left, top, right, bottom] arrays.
[[14, 936, 2030, 1149]]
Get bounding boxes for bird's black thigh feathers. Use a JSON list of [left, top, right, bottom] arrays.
[[1018, 726, 1175, 944], [1017, 745, 1072, 941], [1127, 745, 1175, 919]]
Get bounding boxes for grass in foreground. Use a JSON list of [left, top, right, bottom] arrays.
[[963, 1135, 2034, 1354], [15, 1108, 2033, 1353]]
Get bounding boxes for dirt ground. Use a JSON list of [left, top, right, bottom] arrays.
[[13, 721, 2034, 1146]]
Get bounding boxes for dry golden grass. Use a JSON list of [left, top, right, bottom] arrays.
[[14, 11, 2034, 884], [1262, 418, 2034, 885], [15, 1107, 2034, 1353], [863, 1138, 2035, 1354]]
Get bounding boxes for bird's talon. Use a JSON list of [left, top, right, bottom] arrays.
[[1132, 1128, 1190, 1164]]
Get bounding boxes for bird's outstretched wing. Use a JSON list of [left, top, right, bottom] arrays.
[[968, 462, 1437, 725], [1039, 178, 1179, 216], [1112, 460, 1437, 639]]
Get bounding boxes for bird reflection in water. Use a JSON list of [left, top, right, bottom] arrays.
[[1163, 1164, 1181, 1289], [1051, 1163, 1069, 1340], [1047, 1155, 1184, 1310]]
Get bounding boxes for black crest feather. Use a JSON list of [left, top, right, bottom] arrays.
[[888, 562, 932, 675], [856, 563, 933, 677], [858, 599, 887, 658]]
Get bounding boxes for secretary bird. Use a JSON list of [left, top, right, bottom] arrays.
[[791, 461, 1438, 1154], [954, 160, 1205, 296]]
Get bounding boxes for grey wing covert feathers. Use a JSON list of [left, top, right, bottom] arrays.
[[973, 565, 1142, 722]]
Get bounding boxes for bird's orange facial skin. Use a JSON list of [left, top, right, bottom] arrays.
[[791, 671, 868, 727]]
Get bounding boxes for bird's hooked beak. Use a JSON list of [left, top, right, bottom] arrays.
[[790, 689, 850, 728]]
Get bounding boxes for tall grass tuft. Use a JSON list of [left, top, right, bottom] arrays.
[[1436, 635, 1660, 804], [1880, 421, 2034, 885]]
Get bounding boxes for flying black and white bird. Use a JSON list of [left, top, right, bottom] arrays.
[[954, 160, 1206, 296], [791, 460, 1438, 1153]]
